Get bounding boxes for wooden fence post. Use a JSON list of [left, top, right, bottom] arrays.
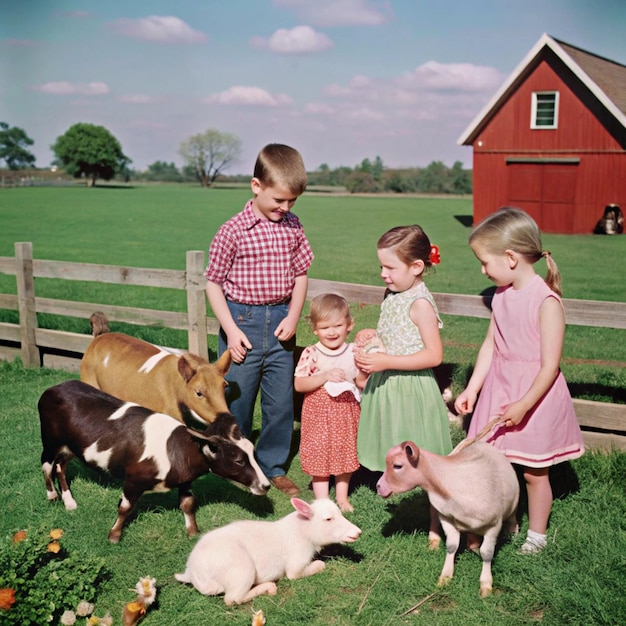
[[15, 242, 40, 367], [185, 250, 209, 360]]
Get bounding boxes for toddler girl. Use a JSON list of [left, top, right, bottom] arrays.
[[295, 293, 362, 512]]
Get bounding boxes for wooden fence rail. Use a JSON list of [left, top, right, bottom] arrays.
[[1, 242, 625, 451]]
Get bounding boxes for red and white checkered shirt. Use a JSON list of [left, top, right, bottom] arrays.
[[205, 200, 314, 305]]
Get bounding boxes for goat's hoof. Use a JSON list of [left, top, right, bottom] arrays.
[[437, 575, 451, 587], [479, 585, 493, 598]]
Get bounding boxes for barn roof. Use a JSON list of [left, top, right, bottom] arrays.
[[458, 33, 626, 145]]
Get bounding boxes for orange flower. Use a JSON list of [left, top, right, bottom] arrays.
[[49, 528, 64, 540], [12, 530, 27, 544], [0, 587, 16, 610], [47, 541, 61, 553]]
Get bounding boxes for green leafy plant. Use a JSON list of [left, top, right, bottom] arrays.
[[0, 526, 109, 625]]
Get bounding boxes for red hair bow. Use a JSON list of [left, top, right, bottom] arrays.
[[429, 245, 441, 265]]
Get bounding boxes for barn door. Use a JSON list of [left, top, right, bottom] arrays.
[[507, 162, 578, 233]]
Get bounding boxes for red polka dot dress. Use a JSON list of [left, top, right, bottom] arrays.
[[295, 343, 361, 477]]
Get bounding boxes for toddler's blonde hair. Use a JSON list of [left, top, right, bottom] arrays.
[[307, 293, 352, 327]]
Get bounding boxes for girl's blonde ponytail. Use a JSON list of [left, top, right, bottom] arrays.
[[542, 251, 562, 296]]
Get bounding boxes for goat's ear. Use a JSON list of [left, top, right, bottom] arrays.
[[215, 350, 231, 375], [177, 355, 196, 382], [186, 427, 218, 446], [404, 442, 420, 468], [291, 498, 313, 519]]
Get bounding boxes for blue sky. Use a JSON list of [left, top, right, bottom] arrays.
[[2, 0, 625, 174]]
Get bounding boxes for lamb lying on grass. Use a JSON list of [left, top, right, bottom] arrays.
[[175, 497, 361, 605]]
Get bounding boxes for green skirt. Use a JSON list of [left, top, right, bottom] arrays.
[[357, 368, 452, 472]]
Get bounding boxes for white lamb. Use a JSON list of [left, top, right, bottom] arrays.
[[175, 497, 361, 605]]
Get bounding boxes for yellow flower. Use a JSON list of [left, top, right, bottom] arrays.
[[49, 528, 64, 540], [0, 587, 16, 610], [12, 530, 27, 544], [47, 541, 61, 553]]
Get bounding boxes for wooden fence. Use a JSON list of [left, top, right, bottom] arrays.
[[1, 242, 625, 452]]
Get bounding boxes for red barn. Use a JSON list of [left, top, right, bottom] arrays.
[[458, 33, 626, 234]]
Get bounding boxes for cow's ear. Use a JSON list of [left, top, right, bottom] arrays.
[[178, 355, 196, 382], [404, 442, 420, 468], [215, 350, 231, 375]]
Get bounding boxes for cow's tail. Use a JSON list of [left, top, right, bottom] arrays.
[[89, 311, 110, 337]]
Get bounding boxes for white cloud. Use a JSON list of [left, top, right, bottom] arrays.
[[203, 86, 294, 107], [107, 16, 207, 44], [274, 0, 392, 27], [398, 61, 504, 92], [250, 25, 333, 54], [31, 81, 109, 95], [118, 94, 161, 104]]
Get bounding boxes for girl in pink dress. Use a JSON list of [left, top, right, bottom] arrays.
[[455, 207, 585, 554], [295, 294, 363, 512]]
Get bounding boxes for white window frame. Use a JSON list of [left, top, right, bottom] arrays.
[[531, 91, 559, 129]]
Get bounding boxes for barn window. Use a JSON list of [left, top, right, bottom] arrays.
[[531, 92, 559, 129]]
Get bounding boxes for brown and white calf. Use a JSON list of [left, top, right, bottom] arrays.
[[39, 379, 270, 543], [80, 320, 231, 427], [377, 441, 519, 597]]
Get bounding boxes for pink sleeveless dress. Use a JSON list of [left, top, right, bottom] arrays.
[[468, 275, 585, 468]]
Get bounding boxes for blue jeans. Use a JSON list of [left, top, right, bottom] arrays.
[[219, 301, 296, 479]]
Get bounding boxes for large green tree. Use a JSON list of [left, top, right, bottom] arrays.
[[51, 123, 130, 187], [0, 122, 36, 169], [179, 128, 241, 187]]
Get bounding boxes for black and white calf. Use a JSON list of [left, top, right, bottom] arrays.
[[38, 379, 270, 543]]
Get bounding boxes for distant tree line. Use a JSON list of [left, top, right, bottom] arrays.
[[1, 121, 471, 193], [306, 157, 472, 194]]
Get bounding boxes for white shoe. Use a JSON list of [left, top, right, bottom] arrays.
[[520, 536, 546, 554]]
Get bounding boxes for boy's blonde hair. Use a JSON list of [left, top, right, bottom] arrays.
[[307, 293, 352, 327], [254, 143, 307, 195], [469, 206, 562, 296]]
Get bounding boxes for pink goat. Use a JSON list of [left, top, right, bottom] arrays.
[[175, 497, 361, 605], [377, 440, 519, 597]]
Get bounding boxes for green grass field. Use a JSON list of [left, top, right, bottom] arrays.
[[1, 187, 625, 624], [1, 360, 625, 626], [1, 185, 625, 402]]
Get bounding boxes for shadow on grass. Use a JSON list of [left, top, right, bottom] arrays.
[[454, 215, 474, 228], [380, 490, 431, 538], [63, 457, 276, 530]]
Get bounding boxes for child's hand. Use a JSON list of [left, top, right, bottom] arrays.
[[274, 316, 297, 341], [354, 351, 385, 375], [325, 368, 348, 383], [354, 329, 386, 353], [454, 390, 477, 415], [227, 329, 252, 364], [499, 401, 528, 428], [354, 328, 377, 346]]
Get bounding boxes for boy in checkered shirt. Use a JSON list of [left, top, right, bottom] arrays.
[[205, 144, 314, 496]]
